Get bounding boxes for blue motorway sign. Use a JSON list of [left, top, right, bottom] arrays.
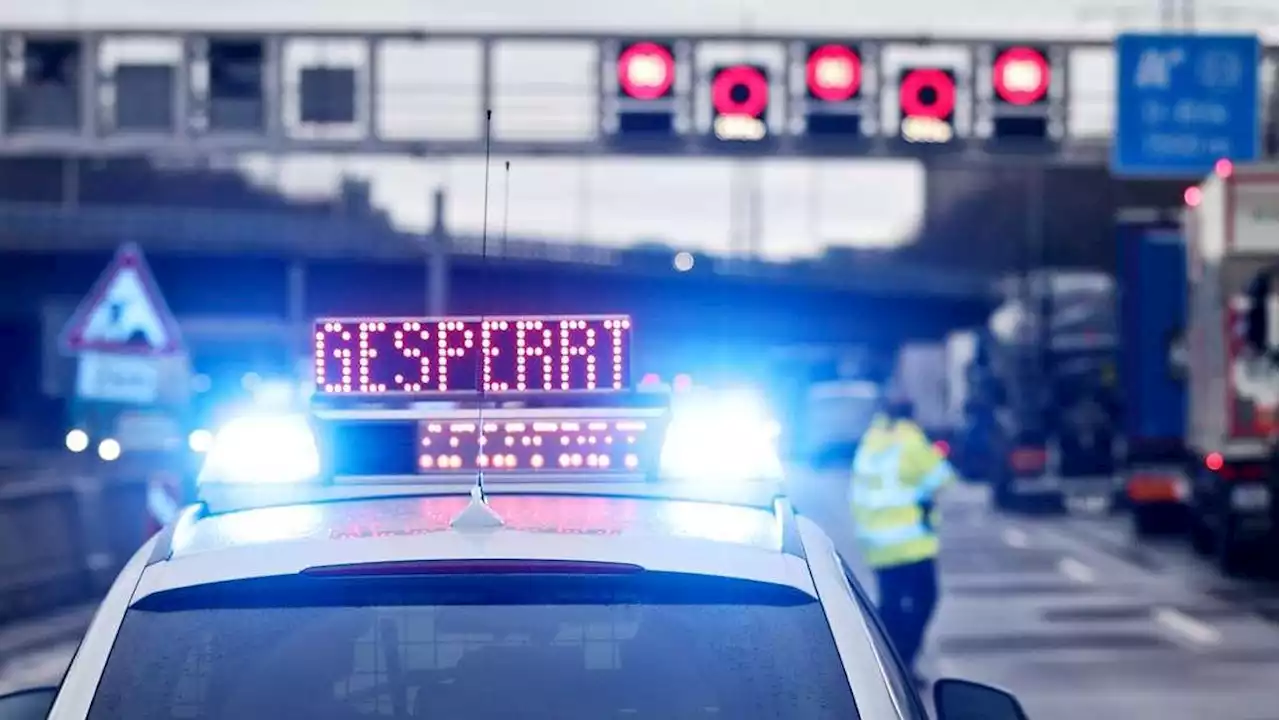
[[1114, 34, 1261, 177]]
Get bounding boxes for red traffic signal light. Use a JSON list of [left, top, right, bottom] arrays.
[[617, 42, 675, 100], [900, 68, 956, 119], [806, 45, 862, 102], [711, 64, 770, 118], [711, 64, 770, 141], [899, 68, 956, 144], [992, 46, 1050, 106]]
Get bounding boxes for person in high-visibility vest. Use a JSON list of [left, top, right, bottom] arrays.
[[850, 393, 954, 684]]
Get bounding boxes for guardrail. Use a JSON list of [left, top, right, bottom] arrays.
[[0, 465, 150, 627]]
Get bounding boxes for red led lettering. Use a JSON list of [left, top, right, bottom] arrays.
[[317, 315, 630, 395], [512, 319, 551, 391], [537, 324, 555, 390], [514, 322, 530, 391], [390, 320, 432, 392], [481, 320, 511, 392], [558, 320, 596, 390], [605, 317, 629, 389], [435, 320, 475, 392], [358, 322, 375, 392], [314, 330, 327, 391], [319, 321, 355, 393]]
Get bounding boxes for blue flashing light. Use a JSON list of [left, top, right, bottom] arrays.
[[660, 389, 784, 484], [199, 413, 320, 485]]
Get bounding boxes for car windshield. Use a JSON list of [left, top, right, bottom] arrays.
[[87, 572, 859, 719]]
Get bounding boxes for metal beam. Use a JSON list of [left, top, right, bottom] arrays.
[[0, 28, 1264, 165], [0, 29, 1271, 164], [0, 132, 1115, 166], [0, 29, 1160, 48]]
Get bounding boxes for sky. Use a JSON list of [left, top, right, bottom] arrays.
[[4, 0, 1277, 260]]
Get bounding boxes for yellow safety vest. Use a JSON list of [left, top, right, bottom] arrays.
[[850, 415, 953, 569]]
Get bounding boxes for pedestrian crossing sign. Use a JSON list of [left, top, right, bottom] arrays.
[[59, 243, 184, 356]]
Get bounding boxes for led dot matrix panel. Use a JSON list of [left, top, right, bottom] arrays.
[[313, 315, 633, 395]]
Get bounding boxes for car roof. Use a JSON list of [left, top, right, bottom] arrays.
[[130, 493, 818, 605]]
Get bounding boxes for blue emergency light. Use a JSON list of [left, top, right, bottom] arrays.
[[196, 314, 783, 506]]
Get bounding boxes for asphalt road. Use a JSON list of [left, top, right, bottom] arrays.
[[2, 475, 1277, 719], [787, 472, 1279, 720]]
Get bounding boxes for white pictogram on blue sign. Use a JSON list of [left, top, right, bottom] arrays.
[[1114, 34, 1260, 177]]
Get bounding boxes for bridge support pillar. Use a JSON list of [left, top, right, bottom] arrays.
[[287, 258, 307, 359], [427, 188, 449, 316]]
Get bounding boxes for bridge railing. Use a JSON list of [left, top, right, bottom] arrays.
[[0, 201, 996, 298]]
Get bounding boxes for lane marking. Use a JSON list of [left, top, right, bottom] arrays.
[[1153, 607, 1222, 646], [1001, 527, 1030, 549], [1057, 557, 1096, 584]]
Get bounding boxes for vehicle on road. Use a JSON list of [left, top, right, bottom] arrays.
[[1182, 163, 1279, 576], [0, 313, 1032, 720], [980, 273, 1120, 513], [801, 378, 882, 467], [1115, 208, 1190, 536]]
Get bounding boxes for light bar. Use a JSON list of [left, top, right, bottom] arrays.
[[316, 407, 667, 480], [417, 417, 657, 474], [313, 315, 632, 396]]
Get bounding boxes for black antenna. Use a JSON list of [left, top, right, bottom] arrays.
[[501, 161, 511, 254], [474, 109, 495, 498], [449, 111, 504, 530]]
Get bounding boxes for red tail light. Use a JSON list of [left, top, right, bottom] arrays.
[[1206, 452, 1269, 481], [933, 440, 950, 457], [1205, 452, 1224, 471], [1009, 447, 1047, 473]]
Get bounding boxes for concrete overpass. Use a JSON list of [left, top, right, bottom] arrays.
[[0, 200, 995, 345]]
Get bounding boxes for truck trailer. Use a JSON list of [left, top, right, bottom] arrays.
[[1115, 209, 1190, 535]]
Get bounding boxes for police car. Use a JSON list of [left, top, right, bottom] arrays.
[[1, 315, 1032, 720]]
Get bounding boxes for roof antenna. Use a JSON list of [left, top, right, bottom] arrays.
[[501, 160, 511, 255], [453, 109, 504, 530]]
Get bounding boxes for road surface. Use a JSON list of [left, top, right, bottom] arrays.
[[790, 472, 1279, 720], [2, 475, 1277, 719]]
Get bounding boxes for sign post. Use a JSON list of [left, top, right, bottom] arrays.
[[1112, 33, 1261, 178]]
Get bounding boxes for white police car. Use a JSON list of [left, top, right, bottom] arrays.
[[0, 315, 1031, 720]]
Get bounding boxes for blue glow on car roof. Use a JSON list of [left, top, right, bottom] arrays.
[[170, 495, 783, 558]]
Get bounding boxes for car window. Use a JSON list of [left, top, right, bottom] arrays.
[[837, 556, 931, 720], [88, 572, 859, 719]]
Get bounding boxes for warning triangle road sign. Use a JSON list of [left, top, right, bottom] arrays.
[[59, 243, 185, 356]]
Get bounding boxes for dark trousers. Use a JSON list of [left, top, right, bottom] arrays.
[[874, 558, 939, 671]]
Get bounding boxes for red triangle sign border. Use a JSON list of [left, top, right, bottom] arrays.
[[58, 243, 185, 357]]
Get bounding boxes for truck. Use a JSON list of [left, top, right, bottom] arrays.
[[943, 330, 990, 479], [1182, 162, 1279, 575], [981, 272, 1120, 512], [894, 342, 950, 441], [1115, 209, 1190, 535]]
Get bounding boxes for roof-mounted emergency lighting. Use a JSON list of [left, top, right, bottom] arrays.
[[195, 312, 785, 514]]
